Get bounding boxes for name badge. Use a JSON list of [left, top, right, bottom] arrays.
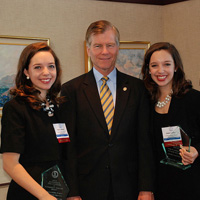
[[162, 126, 182, 147], [53, 123, 70, 143]]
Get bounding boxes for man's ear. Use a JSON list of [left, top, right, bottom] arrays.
[[87, 46, 90, 57]]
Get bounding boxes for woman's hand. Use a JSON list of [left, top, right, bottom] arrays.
[[67, 196, 82, 200], [179, 146, 199, 165], [138, 191, 154, 200]]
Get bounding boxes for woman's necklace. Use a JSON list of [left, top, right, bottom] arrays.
[[41, 97, 54, 117], [156, 90, 173, 108]]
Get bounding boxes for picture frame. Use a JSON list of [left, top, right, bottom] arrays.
[[84, 41, 150, 78], [0, 35, 49, 186]]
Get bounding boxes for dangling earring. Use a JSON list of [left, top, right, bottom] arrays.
[[26, 76, 30, 79], [149, 71, 151, 75], [174, 70, 177, 72]]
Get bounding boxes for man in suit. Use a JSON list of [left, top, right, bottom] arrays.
[[61, 20, 155, 200]]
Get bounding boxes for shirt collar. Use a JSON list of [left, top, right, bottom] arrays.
[[93, 67, 117, 84]]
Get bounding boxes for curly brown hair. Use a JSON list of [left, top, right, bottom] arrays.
[[10, 42, 62, 110], [141, 42, 192, 102]]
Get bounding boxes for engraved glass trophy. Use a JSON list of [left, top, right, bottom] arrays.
[[41, 165, 69, 200], [160, 126, 191, 170]]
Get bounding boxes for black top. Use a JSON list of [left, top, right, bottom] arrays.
[[0, 97, 67, 200], [152, 89, 200, 200]]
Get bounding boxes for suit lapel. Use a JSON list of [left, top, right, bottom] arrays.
[[111, 71, 130, 137], [83, 70, 108, 133]]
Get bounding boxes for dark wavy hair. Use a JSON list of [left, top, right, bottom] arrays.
[[10, 42, 62, 110], [141, 42, 192, 102]]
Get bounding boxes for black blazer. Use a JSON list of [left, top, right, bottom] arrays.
[[61, 69, 155, 200], [151, 89, 200, 200]]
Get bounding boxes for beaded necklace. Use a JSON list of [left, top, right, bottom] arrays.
[[156, 90, 173, 108]]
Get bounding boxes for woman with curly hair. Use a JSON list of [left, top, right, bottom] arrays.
[[1, 42, 68, 200]]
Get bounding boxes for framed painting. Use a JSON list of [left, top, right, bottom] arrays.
[[0, 35, 49, 186], [84, 41, 150, 78]]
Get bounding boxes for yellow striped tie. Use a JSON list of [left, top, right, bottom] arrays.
[[100, 77, 114, 135]]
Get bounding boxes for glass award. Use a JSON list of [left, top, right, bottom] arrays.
[[160, 126, 191, 170], [41, 165, 69, 200]]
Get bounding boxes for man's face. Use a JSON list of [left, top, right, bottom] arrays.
[[87, 29, 119, 76]]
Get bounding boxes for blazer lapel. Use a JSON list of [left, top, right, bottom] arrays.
[[83, 70, 108, 133], [111, 71, 130, 137]]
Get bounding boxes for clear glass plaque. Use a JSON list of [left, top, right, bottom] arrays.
[[160, 126, 191, 170], [41, 165, 69, 200]]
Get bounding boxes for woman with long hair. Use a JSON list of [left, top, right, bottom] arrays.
[[141, 42, 200, 200], [1, 42, 68, 200]]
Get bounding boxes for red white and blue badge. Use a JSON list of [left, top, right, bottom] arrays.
[[53, 123, 70, 143], [162, 126, 182, 147]]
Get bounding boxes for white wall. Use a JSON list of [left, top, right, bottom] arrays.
[[163, 0, 200, 90], [0, 0, 163, 82]]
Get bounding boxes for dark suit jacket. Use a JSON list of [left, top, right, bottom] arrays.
[[151, 89, 200, 200], [61, 69, 155, 200]]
